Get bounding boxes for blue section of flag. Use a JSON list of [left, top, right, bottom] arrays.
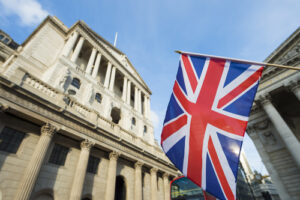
[[190, 56, 206, 79], [224, 82, 259, 116], [163, 94, 184, 124], [176, 63, 187, 95], [217, 132, 242, 178], [224, 62, 251, 87], [166, 136, 185, 171], [206, 155, 226, 200]]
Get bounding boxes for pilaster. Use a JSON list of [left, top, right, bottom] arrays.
[[150, 168, 158, 200], [105, 151, 120, 200]]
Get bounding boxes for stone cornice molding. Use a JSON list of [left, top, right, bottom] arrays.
[[109, 151, 120, 161], [80, 139, 94, 151], [258, 94, 272, 106], [150, 168, 158, 174], [41, 123, 56, 137], [287, 80, 300, 92], [134, 161, 144, 169], [0, 103, 9, 113]]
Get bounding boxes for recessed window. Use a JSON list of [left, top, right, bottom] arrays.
[[0, 127, 25, 153], [111, 107, 121, 124], [0, 35, 4, 40], [87, 155, 100, 174], [95, 93, 102, 103], [143, 126, 147, 134], [71, 78, 81, 89], [3, 38, 9, 44], [131, 117, 136, 126], [49, 143, 69, 166]]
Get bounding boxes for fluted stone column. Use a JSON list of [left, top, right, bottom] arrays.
[[105, 151, 119, 200], [126, 80, 131, 105], [143, 94, 147, 117], [86, 48, 97, 75], [92, 53, 102, 78], [138, 90, 142, 113], [134, 87, 138, 110], [163, 173, 170, 200], [122, 77, 128, 101], [260, 95, 300, 167], [247, 126, 291, 200], [150, 168, 158, 200], [14, 123, 56, 200], [109, 66, 116, 91], [69, 140, 94, 200], [62, 31, 79, 57], [71, 36, 85, 62], [289, 80, 300, 101], [134, 161, 143, 200], [147, 97, 151, 119], [104, 62, 112, 88]]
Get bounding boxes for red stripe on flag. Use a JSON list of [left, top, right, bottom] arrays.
[[173, 81, 193, 113], [208, 137, 235, 200], [182, 55, 198, 92], [161, 114, 188, 142], [217, 67, 263, 109]]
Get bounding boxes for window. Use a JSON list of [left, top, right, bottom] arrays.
[[95, 93, 102, 103], [87, 155, 100, 174], [71, 78, 81, 89], [48, 144, 69, 166], [131, 117, 136, 126], [0, 35, 4, 40], [143, 126, 147, 134], [3, 38, 9, 44], [0, 127, 25, 153], [111, 107, 121, 124]]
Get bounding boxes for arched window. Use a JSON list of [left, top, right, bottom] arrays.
[[131, 117, 136, 126], [71, 78, 81, 89], [111, 107, 121, 124], [95, 93, 102, 103], [143, 125, 147, 134]]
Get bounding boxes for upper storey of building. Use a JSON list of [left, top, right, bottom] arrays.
[[0, 16, 158, 146]]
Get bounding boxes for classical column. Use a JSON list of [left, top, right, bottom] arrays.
[[109, 66, 116, 91], [86, 48, 97, 75], [126, 80, 131, 105], [247, 126, 291, 200], [138, 90, 142, 113], [150, 168, 158, 200], [134, 87, 138, 110], [62, 31, 79, 57], [104, 62, 112, 88], [69, 140, 94, 200], [105, 151, 119, 200], [14, 123, 56, 200], [289, 80, 300, 101], [143, 94, 147, 117], [163, 173, 170, 200], [71, 36, 85, 62], [134, 161, 143, 200], [92, 53, 102, 78], [122, 76, 128, 101], [260, 95, 300, 167], [147, 97, 151, 119]]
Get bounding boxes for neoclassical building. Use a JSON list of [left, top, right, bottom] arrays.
[[247, 27, 300, 200], [0, 16, 178, 200]]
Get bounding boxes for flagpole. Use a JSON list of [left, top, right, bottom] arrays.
[[175, 50, 300, 71]]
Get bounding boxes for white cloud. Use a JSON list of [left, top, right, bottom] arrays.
[[0, 0, 49, 26], [150, 110, 160, 130]]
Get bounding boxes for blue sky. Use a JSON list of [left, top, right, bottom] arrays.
[[1, 0, 300, 175]]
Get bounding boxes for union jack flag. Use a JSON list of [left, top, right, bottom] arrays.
[[161, 53, 264, 200]]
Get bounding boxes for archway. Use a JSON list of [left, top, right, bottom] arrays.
[[114, 175, 126, 200]]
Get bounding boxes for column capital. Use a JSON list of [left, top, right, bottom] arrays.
[[134, 161, 144, 169], [287, 80, 300, 93], [258, 94, 272, 106], [41, 123, 56, 137], [109, 151, 120, 160], [163, 173, 169, 179], [80, 139, 94, 151], [0, 103, 9, 113], [150, 167, 158, 174]]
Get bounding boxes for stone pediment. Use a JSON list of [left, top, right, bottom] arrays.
[[78, 22, 151, 94]]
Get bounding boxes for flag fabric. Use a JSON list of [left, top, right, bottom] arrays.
[[161, 53, 264, 200]]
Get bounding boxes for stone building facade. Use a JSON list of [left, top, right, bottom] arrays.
[[0, 16, 178, 200], [247, 27, 300, 200]]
